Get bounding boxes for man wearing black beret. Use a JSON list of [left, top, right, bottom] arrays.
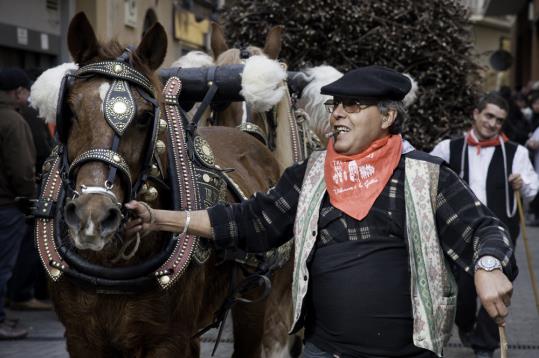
[[125, 65, 516, 357], [0, 67, 36, 339]]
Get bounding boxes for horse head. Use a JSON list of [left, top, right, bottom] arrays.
[[209, 22, 310, 169], [60, 12, 167, 253], [210, 22, 284, 134]]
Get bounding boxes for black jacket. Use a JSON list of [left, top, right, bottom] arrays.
[[0, 91, 36, 207]]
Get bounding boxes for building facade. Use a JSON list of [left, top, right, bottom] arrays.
[[462, 0, 515, 90], [0, 0, 223, 74], [476, 0, 539, 89]]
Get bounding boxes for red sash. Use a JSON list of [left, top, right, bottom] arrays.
[[467, 131, 508, 154]]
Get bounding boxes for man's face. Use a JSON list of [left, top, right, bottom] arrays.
[[329, 99, 390, 155], [472, 103, 507, 141]]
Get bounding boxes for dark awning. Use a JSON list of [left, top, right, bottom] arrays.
[[483, 0, 528, 16]]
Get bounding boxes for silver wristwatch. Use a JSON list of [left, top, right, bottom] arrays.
[[474, 255, 502, 272]]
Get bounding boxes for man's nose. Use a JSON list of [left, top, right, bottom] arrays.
[[332, 104, 347, 119]]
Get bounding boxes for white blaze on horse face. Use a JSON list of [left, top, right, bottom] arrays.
[[71, 222, 106, 251], [84, 219, 96, 237], [98, 82, 111, 113]]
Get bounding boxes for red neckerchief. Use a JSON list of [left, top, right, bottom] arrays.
[[466, 130, 508, 154], [324, 134, 402, 221]]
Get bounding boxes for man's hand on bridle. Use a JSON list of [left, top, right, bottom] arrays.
[[124, 200, 154, 239]]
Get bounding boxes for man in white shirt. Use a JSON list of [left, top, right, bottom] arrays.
[[431, 92, 539, 358]]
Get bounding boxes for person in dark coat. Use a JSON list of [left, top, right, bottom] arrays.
[[6, 68, 53, 311], [0, 68, 36, 339], [499, 86, 531, 145]]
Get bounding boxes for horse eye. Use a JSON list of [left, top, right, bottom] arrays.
[[134, 111, 153, 128]]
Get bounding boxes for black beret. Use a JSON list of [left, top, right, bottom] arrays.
[[321, 65, 411, 102], [0, 68, 31, 91]]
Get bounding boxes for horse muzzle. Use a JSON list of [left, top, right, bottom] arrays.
[[64, 193, 123, 251]]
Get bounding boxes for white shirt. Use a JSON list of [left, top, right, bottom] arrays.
[[430, 132, 539, 205]]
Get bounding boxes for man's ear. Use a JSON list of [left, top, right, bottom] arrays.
[[381, 109, 397, 130], [472, 108, 480, 121]]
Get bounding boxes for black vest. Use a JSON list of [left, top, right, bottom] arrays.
[[447, 137, 519, 240]]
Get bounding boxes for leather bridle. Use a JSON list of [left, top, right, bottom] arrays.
[[57, 48, 163, 214]]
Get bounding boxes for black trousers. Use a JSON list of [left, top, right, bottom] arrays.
[[0, 207, 27, 321], [530, 194, 539, 218], [454, 266, 499, 352], [7, 219, 44, 302]]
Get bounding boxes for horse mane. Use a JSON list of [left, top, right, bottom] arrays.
[[215, 46, 266, 66], [171, 51, 214, 68], [297, 65, 343, 145]]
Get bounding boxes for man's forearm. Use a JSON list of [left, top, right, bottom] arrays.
[[152, 209, 214, 238]]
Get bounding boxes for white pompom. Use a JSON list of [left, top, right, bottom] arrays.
[[403, 73, 418, 108], [29, 63, 79, 124], [240, 55, 287, 112]]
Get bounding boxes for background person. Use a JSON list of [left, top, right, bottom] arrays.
[[6, 68, 53, 311], [0, 68, 36, 339], [431, 92, 538, 358]]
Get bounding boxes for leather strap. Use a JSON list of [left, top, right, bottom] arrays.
[[35, 156, 69, 281], [191, 66, 218, 128], [155, 76, 199, 289]]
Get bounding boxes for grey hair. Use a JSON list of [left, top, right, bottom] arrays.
[[377, 100, 408, 134]]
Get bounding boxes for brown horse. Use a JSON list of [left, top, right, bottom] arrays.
[[43, 12, 293, 357], [209, 23, 308, 170]]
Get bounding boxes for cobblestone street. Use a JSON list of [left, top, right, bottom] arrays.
[[1, 226, 539, 358]]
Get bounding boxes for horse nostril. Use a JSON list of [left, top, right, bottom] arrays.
[[64, 201, 81, 229], [100, 207, 122, 237]]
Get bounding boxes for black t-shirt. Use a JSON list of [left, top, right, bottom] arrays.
[[303, 173, 432, 358]]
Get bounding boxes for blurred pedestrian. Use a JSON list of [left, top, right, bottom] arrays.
[[6, 68, 53, 311], [0, 68, 36, 339], [499, 86, 531, 145], [431, 92, 538, 358], [525, 91, 539, 225], [514, 92, 532, 121]]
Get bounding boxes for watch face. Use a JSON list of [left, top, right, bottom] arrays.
[[483, 257, 494, 267], [480, 256, 498, 270]]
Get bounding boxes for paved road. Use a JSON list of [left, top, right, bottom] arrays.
[[1, 226, 539, 358]]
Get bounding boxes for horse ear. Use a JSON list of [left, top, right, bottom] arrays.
[[134, 23, 167, 71], [211, 22, 229, 60], [263, 25, 284, 60], [68, 12, 99, 64]]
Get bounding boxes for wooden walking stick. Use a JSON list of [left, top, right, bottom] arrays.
[[515, 191, 539, 314], [499, 325, 508, 358]]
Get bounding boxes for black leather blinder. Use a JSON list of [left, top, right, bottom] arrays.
[[56, 72, 76, 144]]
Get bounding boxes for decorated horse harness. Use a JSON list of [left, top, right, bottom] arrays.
[[33, 49, 291, 303]]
